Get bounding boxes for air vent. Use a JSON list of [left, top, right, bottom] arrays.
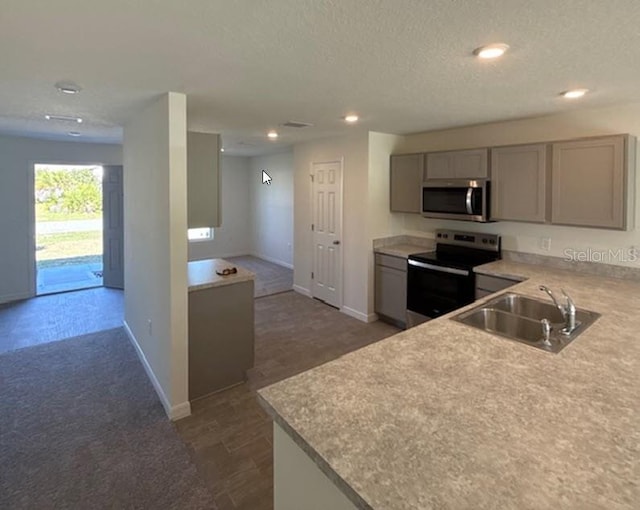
[[281, 121, 314, 128]]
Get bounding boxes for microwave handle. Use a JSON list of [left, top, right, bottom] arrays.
[[465, 188, 473, 214]]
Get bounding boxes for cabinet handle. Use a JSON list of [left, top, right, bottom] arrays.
[[333, 240, 341, 245]]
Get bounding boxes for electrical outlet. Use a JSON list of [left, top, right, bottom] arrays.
[[540, 237, 551, 252], [147, 319, 152, 336]]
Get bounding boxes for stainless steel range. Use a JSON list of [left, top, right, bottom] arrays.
[[406, 229, 501, 328]]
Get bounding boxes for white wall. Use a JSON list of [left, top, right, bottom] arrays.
[[0, 135, 122, 304], [123, 92, 190, 420], [396, 102, 640, 266], [249, 152, 294, 268], [293, 132, 372, 320], [367, 132, 404, 313], [188, 155, 252, 261]]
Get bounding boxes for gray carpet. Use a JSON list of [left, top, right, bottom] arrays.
[[0, 328, 217, 509]]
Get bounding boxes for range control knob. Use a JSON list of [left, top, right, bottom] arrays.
[[482, 239, 488, 244], [489, 239, 496, 245]]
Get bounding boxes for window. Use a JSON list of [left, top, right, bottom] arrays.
[[188, 227, 214, 242]]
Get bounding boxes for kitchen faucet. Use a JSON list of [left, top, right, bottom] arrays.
[[539, 285, 577, 335]]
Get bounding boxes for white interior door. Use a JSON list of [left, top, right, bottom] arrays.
[[311, 161, 342, 308]]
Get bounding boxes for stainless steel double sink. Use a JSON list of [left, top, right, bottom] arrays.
[[453, 292, 600, 353]]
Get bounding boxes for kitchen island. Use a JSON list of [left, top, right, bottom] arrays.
[[258, 260, 640, 509], [188, 258, 255, 400]]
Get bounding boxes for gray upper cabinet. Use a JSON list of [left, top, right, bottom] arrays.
[[188, 131, 221, 228], [491, 144, 548, 223], [390, 153, 424, 213], [425, 148, 488, 180], [551, 135, 633, 230]]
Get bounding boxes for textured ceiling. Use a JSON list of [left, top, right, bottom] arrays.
[[1, 0, 640, 155]]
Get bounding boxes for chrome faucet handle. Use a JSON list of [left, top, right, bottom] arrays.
[[561, 289, 576, 312], [560, 289, 577, 335], [541, 318, 552, 347]]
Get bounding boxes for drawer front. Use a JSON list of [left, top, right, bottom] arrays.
[[375, 253, 407, 271], [476, 274, 518, 293]]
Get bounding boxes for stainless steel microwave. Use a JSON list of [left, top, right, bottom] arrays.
[[421, 179, 491, 222]]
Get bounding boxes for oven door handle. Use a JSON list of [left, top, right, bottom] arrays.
[[465, 188, 474, 215], [408, 259, 470, 276]]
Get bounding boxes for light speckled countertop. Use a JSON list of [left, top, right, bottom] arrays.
[[258, 260, 640, 509], [374, 244, 430, 259], [187, 258, 254, 292]]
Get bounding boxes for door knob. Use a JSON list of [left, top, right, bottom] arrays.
[[333, 240, 341, 245]]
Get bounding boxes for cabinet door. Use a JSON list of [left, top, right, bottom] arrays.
[[375, 265, 407, 323], [491, 144, 547, 222], [551, 136, 626, 229], [188, 131, 221, 228], [390, 154, 424, 213], [425, 152, 455, 179], [425, 149, 488, 179], [454, 149, 489, 178]]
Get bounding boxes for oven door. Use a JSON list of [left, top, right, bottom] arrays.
[[407, 259, 475, 318], [421, 180, 489, 222]]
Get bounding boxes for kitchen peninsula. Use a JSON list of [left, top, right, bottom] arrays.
[[259, 260, 640, 509], [188, 258, 255, 401]]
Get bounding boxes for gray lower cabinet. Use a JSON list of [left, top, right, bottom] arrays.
[[551, 135, 634, 230], [188, 280, 254, 400], [375, 254, 407, 327], [475, 273, 521, 300], [491, 144, 548, 223], [390, 154, 424, 213], [425, 148, 489, 180]]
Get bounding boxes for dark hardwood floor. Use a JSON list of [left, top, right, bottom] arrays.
[[175, 291, 400, 510]]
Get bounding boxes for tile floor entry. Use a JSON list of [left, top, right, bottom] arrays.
[[0, 287, 123, 354]]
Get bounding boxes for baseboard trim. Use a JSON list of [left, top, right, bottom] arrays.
[[123, 320, 191, 421], [341, 306, 378, 323], [188, 251, 249, 262], [251, 252, 294, 270], [169, 402, 192, 421], [293, 285, 312, 297]]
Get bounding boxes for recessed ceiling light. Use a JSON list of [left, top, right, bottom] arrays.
[[220, 147, 225, 152], [68, 131, 81, 137], [267, 131, 279, 139], [473, 43, 510, 59], [55, 81, 81, 95], [45, 114, 83, 123], [561, 88, 589, 99], [344, 114, 359, 123]]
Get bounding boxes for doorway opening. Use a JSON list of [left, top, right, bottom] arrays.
[[35, 164, 104, 295]]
